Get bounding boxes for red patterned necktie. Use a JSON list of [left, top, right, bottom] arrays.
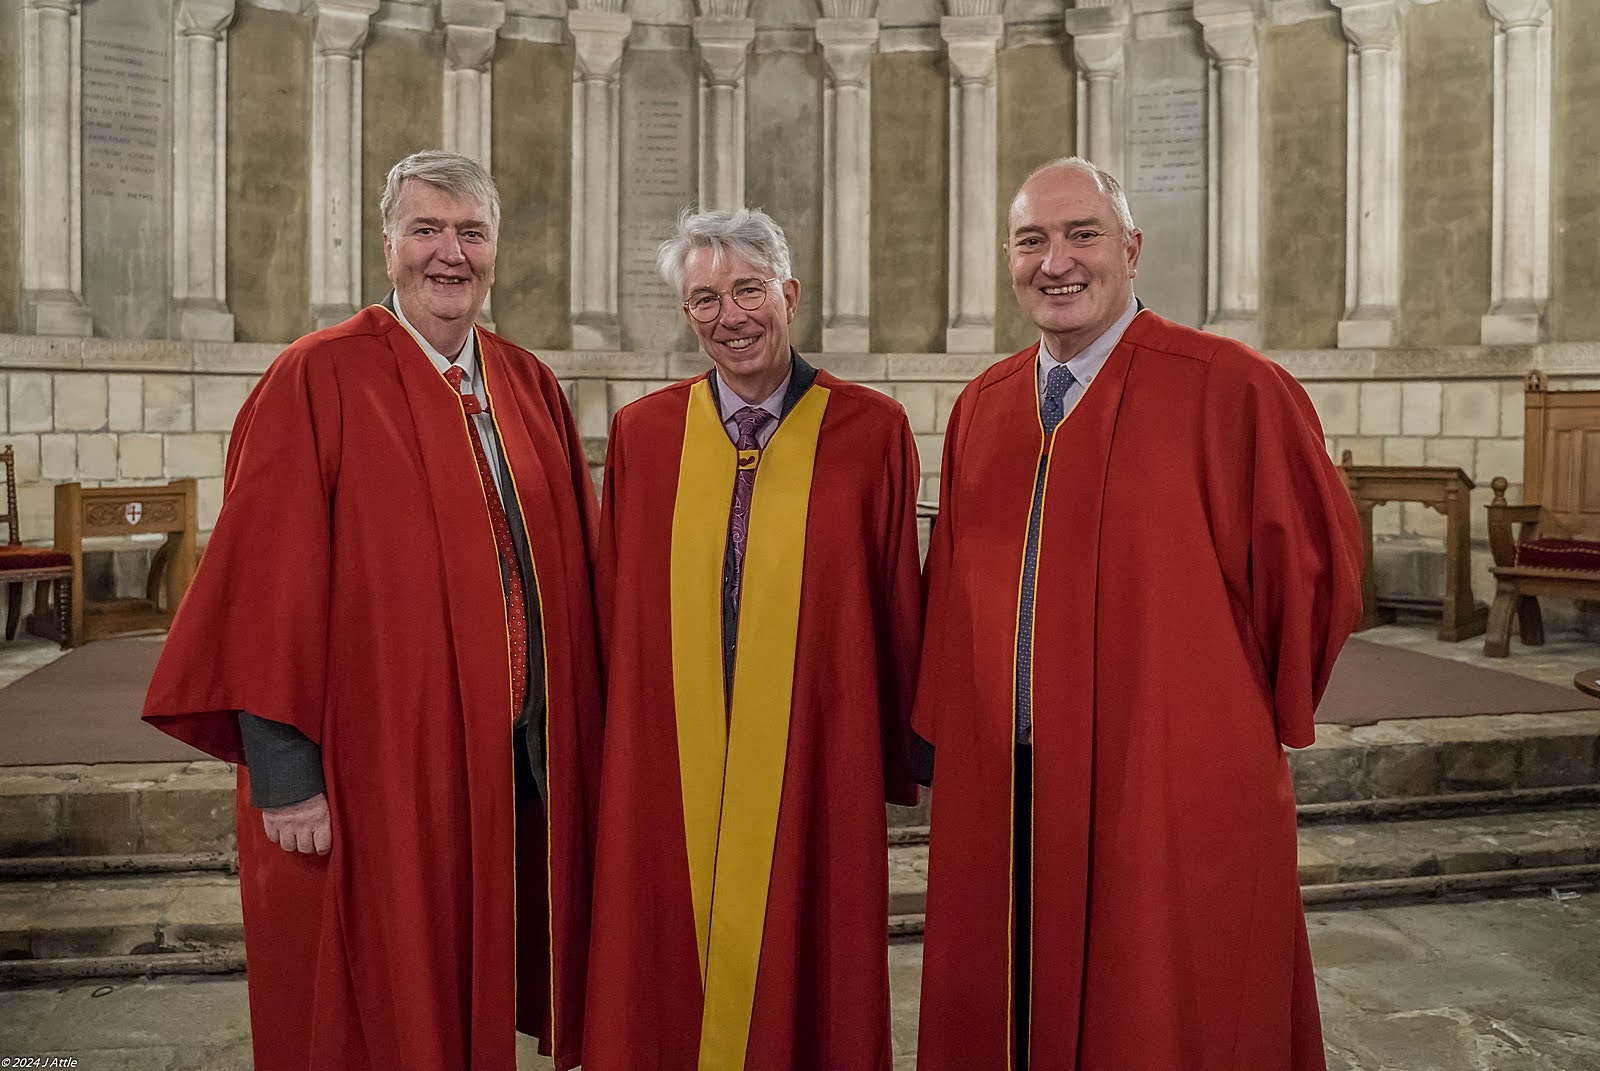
[[726, 405, 773, 606], [444, 362, 527, 714]]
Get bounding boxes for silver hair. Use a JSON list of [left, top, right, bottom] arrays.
[[657, 207, 794, 297], [1014, 156, 1138, 238], [380, 150, 501, 240]]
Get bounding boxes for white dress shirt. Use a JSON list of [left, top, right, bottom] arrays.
[[392, 298, 509, 503]]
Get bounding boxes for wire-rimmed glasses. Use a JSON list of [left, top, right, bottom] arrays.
[[683, 278, 779, 323]]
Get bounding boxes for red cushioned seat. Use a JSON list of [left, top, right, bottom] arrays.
[[1515, 537, 1600, 571], [0, 545, 73, 570]]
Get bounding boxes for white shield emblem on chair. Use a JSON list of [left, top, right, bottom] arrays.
[[123, 502, 143, 525]]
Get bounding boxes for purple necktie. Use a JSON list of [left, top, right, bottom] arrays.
[[727, 406, 774, 594]]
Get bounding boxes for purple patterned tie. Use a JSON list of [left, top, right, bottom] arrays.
[[727, 406, 774, 593]]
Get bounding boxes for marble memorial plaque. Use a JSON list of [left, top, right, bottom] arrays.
[[1128, 80, 1206, 195], [619, 49, 698, 351], [1124, 36, 1208, 330], [81, 0, 173, 340]]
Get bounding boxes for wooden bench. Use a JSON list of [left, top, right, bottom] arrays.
[[47, 480, 199, 645], [1484, 371, 1600, 656]]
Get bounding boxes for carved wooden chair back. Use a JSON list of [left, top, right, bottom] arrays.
[[1521, 370, 1600, 541]]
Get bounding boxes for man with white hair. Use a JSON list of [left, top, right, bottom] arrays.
[[913, 157, 1362, 1070], [144, 150, 603, 1071], [583, 207, 923, 1070]]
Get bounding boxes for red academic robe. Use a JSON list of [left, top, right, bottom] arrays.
[[584, 368, 922, 1071], [915, 311, 1362, 1071], [142, 306, 603, 1071]]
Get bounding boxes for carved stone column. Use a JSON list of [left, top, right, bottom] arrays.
[[1482, 0, 1553, 344], [20, 0, 93, 335], [1062, 1, 1129, 177], [816, 17, 877, 353], [941, 14, 1002, 354], [1332, 0, 1406, 348], [694, 15, 755, 213], [442, 0, 504, 327], [172, 0, 237, 341], [1196, 2, 1262, 347], [443, 0, 503, 166], [568, 9, 629, 350], [309, 0, 378, 328]]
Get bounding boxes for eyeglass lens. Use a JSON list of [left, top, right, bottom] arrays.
[[686, 282, 771, 322]]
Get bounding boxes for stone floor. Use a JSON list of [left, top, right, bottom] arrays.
[[0, 892, 1595, 1070], [3, 621, 1598, 1067]]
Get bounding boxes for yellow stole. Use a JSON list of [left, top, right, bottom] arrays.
[[669, 377, 830, 1071]]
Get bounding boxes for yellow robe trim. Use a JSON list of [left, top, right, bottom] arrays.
[[669, 377, 831, 1071]]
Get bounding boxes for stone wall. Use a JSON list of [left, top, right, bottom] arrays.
[[1401, 1, 1493, 347], [1261, 17, 1345, 351], [1551, 0, 1600, 342], [4, 0, 1599, 626], [226, 6, 312, 346]]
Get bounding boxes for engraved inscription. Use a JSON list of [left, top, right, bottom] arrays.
[[82, 40, 166, 204], [620, 63, 698, 351], [1128, 81, 1206, 194]]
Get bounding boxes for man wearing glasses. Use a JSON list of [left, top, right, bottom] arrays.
[[583, 207, 923, 1070]]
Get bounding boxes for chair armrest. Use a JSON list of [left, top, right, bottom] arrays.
[[1487, 502, 1543, 567]]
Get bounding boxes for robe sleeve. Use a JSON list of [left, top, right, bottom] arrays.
[[543, 365, 602, 563], [877, 410, 923, 807], [1201, 352, 1363, 749], [143, 345, 344, 762], [911, 385, 970, 750]]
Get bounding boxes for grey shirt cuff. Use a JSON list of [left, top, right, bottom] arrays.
[[236, 712, 325, 809]]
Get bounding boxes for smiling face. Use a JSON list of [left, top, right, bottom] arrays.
[[681, 245, 799, 405], [383, 179, 496, 355], [1007, 166, 1142, 361]]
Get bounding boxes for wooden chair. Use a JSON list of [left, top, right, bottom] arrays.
[[0, 446, 72, 648], [53, 480, 198, 644], [1484, 370, 1600, 656]]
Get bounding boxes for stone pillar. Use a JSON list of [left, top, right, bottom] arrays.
[[694, 16, 755, 213], [1482, 0, 1553, 344], [568, 9, 629, 350], [1062, 1, 1129, 177], [1333, 0, 1405, 348], [816, 17, 877, 353], [172, 0, 237, 341], [442, 0, 504, 327], [941, 14, 1002, 354], [1196, 3, 1262, 347], [442, 0, 503, 166], [20, 0, 93, 335], [309, 0, 378, 328]]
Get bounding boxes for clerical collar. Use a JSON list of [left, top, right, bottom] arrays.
[[1037, 292, 1140, 396]]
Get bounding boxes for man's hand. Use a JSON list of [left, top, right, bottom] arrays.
[[261, 792, 333, 855]]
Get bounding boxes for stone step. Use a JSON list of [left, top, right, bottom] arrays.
[[0, 762, 235, 859], [3, 711, 1597, 857], [0, 873, 242, 971], [8, 806, 1600, 983], [1290, 711, 1600, 805], [887, 804, 1600, 931]]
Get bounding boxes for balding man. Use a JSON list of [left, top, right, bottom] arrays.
[[914, 157, 1361, 1071]]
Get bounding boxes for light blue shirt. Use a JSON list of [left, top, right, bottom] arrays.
[[1036, 293, 1141, 422]]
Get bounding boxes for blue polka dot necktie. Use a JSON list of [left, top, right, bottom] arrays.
[[1040, 363, 1078, 435]]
